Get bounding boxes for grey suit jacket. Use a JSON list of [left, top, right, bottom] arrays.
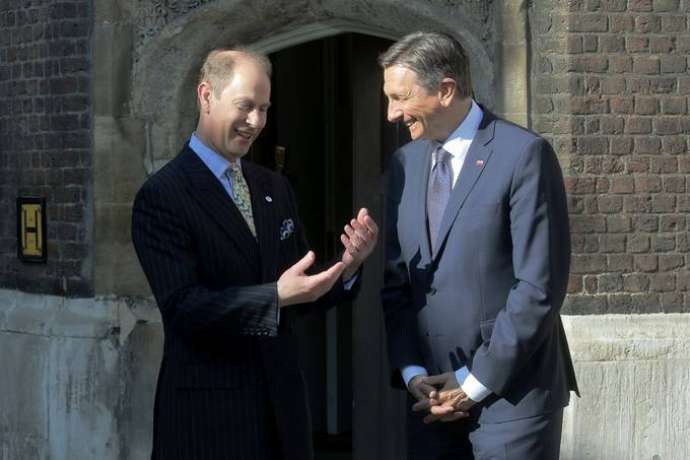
[[382, 110, 579, 423]]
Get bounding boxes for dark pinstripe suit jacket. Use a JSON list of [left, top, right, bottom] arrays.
[[132, 145, 356, 460]]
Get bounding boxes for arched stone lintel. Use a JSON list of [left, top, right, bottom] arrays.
[[130, 1, 499, 170]]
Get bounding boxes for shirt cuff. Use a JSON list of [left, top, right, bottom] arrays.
[[461, 372, 492, 402], [401, 365, 428, 388], [343, 273, 358, 290], [454, 366, 469, 386]]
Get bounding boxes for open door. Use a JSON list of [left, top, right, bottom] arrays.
[[250, 32, 410, 460]]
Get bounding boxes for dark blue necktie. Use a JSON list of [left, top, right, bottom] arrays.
[[427, 146, 452, 252]]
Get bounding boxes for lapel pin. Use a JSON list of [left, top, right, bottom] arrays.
[[475, 159, 484, 167], [265, 196, 273, 202]]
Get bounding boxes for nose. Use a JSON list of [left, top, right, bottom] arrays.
[[247, 109, 265, 129], [387, 100, 402, 123]]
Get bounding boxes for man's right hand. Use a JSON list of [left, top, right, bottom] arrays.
[[277, 251, 345, 308], [408, 375, 437, 409]]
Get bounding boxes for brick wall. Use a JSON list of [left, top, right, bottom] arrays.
[[0, 1, 93, 296], [531, 0, 690, 313]]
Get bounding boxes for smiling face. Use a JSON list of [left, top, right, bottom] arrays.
[[196, 55, 271, 161], [382, 65, 449, 142]]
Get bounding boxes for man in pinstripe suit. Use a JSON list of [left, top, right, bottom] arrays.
[[131, 48, 378, 460]]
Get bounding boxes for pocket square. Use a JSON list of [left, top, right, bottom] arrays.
[[280, 218, 295, 241]]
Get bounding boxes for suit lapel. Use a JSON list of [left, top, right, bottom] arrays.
[[243, 160, 281, 283], [180, 147, 260, 272], [433, 112, 496, 260], [413, 142, 435, 261]]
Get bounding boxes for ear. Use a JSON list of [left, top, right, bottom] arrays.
[[438, 78, 457, 107], [197, 82, 213, 113]]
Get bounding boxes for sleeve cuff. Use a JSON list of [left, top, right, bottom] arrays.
[[461, 373, 492, 402], [401, 365, 428, 388], [343, 273, 358, 291]]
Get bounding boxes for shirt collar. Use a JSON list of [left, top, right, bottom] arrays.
[[440, 99, 483, 158], [189, 132, 240, 179]]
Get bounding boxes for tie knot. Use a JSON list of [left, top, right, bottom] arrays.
[[434, 147, 451, 167], [226, 161, 241, 177]]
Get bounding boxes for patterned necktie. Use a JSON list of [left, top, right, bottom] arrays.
[[227, 162, 256, 238], [427, 146, 452, 252]]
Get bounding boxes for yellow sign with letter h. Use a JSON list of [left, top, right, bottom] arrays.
[[17, 198, 46, 262]]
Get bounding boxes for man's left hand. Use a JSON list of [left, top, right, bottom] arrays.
[[415, 372, 475, 424], [340, 208, 379, 280], [423, 388, 476, 424]]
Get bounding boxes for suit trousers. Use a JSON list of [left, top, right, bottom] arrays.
[[407, 394, 564, 460]]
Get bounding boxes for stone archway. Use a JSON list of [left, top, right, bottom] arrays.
[[129, 0, 498, 174]]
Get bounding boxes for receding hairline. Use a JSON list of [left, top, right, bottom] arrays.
[[197, 47, 272, 94]]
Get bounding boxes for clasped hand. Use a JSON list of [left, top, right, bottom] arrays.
[[277, 208, 378, 307], [408, 372, 476, 424]]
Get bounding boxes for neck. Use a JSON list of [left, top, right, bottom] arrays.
[[436, 97, 472, 142], [195, 121, 241, 163]]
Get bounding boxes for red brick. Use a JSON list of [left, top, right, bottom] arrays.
[[651, 235, 676, 252], [611, 15, 635, 32], [635, 15, 662, 32], [635, 97, 660, 115], [650, 273, 676, 292], [650, 36, 676, 53], [662, 175, 686, 193], [661, 97, 688, 114], [661, 16, 687, 32], [628, 78, 651, 94], [654, 117, 683, 135], [678, 36, 690, 53], [651, 196, 677, 213], [627, 157, 650, 173], [633, 56, 661, 74], [663, 136, 687, 154], [609, 55, 633, 73], [627, 36, 649, 53], [630, 0, 654, 10], [572, 55, 609, 73], [635, 255, 658, 272], [635, 176, 662, 192], [610, 177, 635, 193], [630, 235, 652, 253], [626, 117, 653, 134], [653, 0, 680, 11], [650, 157, 678, 173], [661, 55, 687, 73], [601, 116, 624, 134], [607, 215, 633, 232], [609, 254, 634, 271], [660, 214, 686, 230], [624, 274, 651, 292], [649, 77, 677, 94], [577, 136, 609, 154], [610, 96, 633, 113], [571, 255, 608, 273], [610, 137, 634, 155], [635, 215, 660, 232], [571, 215, 607, 234], [634, 137, 662, 154], [568, 14, 609, 32], [601, 77, 625, 95]]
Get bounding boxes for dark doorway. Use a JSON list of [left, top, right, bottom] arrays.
[[250, 32, 410, 460]]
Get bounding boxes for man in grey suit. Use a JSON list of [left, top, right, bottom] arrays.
[[380, 32, 579, 459]]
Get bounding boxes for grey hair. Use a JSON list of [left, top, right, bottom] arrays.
[[197, 46, 272, 99], [378, 31, 472, 98]]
